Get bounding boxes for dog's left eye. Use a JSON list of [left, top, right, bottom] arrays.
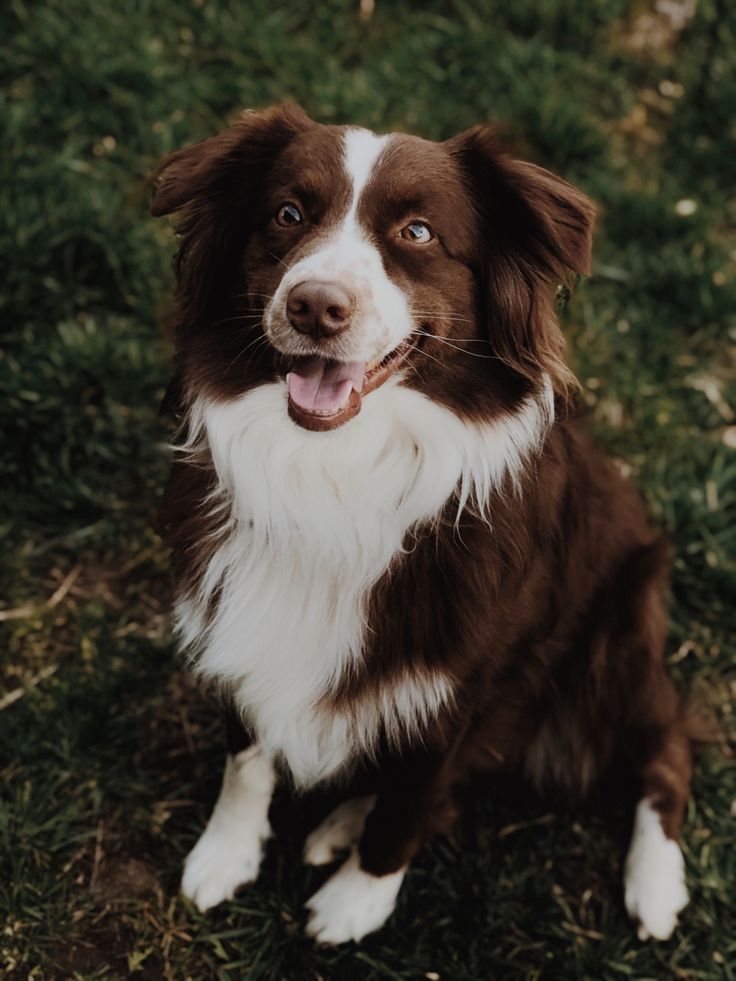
[[275, 202, 303, 227], [400, 220, 433, 244]]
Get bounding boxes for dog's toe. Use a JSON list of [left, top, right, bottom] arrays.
[[304, 849, 405, 944], [181, 818, 268, 911]]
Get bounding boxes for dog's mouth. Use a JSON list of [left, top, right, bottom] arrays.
[[285, 338, 416, 432]]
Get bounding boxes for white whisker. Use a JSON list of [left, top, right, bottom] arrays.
[[411, 329, 498, 361], [223, 334, 271, 376]]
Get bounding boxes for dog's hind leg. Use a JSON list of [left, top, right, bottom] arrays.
[[181, 711, 276, 911], [616, 543, 693, 940], [623, 708, 693, 940]]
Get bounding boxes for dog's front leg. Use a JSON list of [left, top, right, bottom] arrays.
[[181, 711, 276, 911], [305, 746, 456, 944]]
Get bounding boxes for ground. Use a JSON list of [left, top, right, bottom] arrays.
[[1, 0, 735, 977]]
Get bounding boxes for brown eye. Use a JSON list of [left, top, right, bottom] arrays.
[[276, 202, 303, 227], [400, 221, 433, 244]]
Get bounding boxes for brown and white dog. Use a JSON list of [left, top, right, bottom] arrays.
[[151, 103, 693, 944]]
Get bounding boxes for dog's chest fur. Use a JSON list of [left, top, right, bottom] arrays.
[[176, 378, 552, 785]]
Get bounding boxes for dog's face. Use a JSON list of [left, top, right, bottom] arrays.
[[248, 124, 481, 429], [151, 104, 593, 430]]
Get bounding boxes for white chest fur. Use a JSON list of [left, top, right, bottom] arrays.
[[175, 378, 551, 786]]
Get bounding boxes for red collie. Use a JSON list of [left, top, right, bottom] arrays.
[[151, 103, 693, 944]]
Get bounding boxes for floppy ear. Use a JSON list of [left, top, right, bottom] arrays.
[[149, 101, 314, 216], [446, 125, 595, 394], [149, 102, 314, 322]]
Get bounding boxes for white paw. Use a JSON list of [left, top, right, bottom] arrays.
[[181, 747, 275, 912], [624, 800, 689, 941], [181, 818, 266, 910], [305, 849, 405, 944], [304, 796, 376, 866]]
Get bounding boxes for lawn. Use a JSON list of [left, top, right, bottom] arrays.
[[1, 0, 735, 977]]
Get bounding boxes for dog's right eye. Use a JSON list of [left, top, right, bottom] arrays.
[[275, 202, 303, 227]]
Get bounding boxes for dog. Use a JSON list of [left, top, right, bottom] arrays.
[[150, 103, 693, 945]]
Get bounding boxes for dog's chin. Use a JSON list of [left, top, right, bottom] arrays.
[[282, 338, 416, 433]]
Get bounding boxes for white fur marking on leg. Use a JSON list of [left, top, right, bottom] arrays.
[[304, 796, 376, 866], [305, 849, 406, 944], [624, 798, 689, 941], [181, 746, 275, 911]]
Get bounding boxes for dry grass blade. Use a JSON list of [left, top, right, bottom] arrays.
[[0, 564, 81, 622]]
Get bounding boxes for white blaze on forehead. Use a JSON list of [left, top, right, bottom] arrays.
[[263, 127, 414, 365], [342, 128, 390, 223]]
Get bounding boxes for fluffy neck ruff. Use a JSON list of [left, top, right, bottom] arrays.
[[174, 378, 553, 785]]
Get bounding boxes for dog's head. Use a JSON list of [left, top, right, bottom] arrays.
[[151, 103, 594, 430]]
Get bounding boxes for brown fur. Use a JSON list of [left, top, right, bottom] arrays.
[[151, 104, 693, 908]]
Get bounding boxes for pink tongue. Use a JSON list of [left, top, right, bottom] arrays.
[[287, 357, 366, 415]]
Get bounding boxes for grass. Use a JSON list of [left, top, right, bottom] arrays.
[[1, 0, 735, 976]]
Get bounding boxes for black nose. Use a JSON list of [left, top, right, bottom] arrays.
[[286, 281, 354, 338]]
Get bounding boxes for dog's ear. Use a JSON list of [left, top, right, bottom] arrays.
[[446, 125, 595, 394], [149, 103, 314, 323], [149, 102, 314, 217]]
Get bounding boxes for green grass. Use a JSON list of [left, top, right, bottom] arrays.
[[2, 0, 735, 976]]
